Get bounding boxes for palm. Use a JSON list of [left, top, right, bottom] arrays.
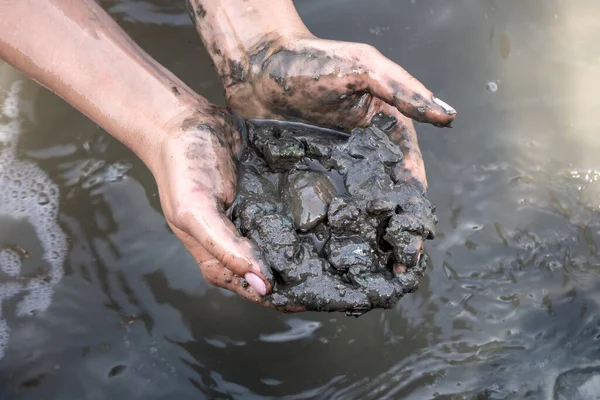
[[221, 36, 441, 273]]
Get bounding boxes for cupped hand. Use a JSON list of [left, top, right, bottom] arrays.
[[223, 34, 446, 271], [224, 34, 456, 131], [150, 101, 305, 309], [223, 34, 453, 186]]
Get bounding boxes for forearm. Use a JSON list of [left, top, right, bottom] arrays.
[[0, 0, 200, 169], [186, 0, 311, 86]]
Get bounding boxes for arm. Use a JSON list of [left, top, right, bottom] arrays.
[[0, 0, 273, 299], [0, 0, 193, 168]]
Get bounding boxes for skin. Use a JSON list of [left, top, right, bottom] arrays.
[[0, 0, 456, 312]]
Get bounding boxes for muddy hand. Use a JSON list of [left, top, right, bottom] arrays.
[[375, 106, 428, 191], [187, 1, 456, 129], [187, 0, 445, 186], [152, 103, 276, 300], [186, 0, 438, 280], [371, 106, 430, 275], [388, 109, 430, 275], [222, 35, 456, 131], [229, 36, 436, 275]]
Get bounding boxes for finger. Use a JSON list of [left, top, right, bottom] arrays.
[[170, 220, 309, 312], [365, 52, 456, 127], [393, 234, 424, 275], [178, 202, 273, 295], [201, 262, 307, 312], [199, 259, 267, 302], [170, 221, 270, 300], [375, 105, 428, 191]]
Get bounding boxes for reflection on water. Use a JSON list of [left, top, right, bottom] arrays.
[[0, 78, 68, 360], [2, 0, 600, 398]]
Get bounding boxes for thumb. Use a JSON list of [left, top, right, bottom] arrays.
[[377, 105, 428, 190], [180, 200, 273, 295]]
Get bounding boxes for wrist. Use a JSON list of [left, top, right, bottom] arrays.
[[186, 0, 313, 85], [137, 94, 213, 175]]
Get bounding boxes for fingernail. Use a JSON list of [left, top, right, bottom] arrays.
[[393, 264, 407, 274], [432, 97, 456, 115], [245, 272, 267, 295]]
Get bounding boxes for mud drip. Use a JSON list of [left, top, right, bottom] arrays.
[[230, 115, 437, 316]]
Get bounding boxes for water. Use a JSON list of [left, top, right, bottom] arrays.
[[1, 0, 600, 398]]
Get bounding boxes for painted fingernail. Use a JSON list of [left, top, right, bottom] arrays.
[[432, 97, 456, 115], [244, 272, 267, 295]]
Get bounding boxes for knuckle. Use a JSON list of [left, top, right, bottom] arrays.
[[358, 43, 379, 57], [166, 213, 184, 232], [171, 203, 209, 235]]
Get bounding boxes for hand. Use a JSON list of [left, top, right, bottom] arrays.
[[187, 0, 452, 276], [225, 34, 456, 130], [152, 101, 277, 303], [222, 34, 447, 271]]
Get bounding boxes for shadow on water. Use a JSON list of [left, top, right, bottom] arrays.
[[2, 0, 600, 399]]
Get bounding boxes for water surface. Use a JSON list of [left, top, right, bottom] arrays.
[[2, 0, 600, 398]]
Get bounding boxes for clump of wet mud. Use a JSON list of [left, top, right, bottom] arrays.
[[229, 114, 438, 316]]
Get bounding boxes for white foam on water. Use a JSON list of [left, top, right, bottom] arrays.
[[1, 81, 22, 120], [0, 80, 68, 359], [0, 249, 21, 277]]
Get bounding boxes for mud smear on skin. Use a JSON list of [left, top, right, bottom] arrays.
[[229, 115, 438, 316], [222, 39, 454, 132]]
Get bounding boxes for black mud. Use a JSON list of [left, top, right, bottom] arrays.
[[229, 115, 438, 316]]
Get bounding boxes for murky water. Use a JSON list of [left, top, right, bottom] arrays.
[[2, 0, 600, 398]]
